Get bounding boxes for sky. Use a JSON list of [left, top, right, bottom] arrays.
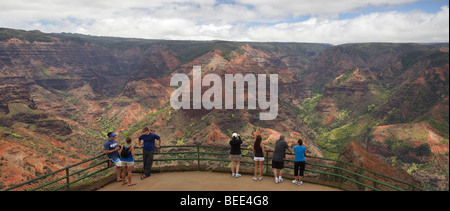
[[0, 0, 448, 44]]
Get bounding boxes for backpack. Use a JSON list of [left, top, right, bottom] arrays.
[[120, 145, 130, 158]]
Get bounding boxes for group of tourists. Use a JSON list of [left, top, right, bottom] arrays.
[[103, 127, 307, 188], [230, 133, 307, 186], [103, 127, 160, 186]]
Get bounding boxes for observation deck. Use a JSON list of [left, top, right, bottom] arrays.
[[97, 171, 340, 191], [3, 145, 422, 191]]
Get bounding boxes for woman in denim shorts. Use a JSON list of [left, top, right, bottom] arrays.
[[120, 137, 136, 186]]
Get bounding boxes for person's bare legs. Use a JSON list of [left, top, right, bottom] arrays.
[[279, 169, 284, 181], [273, 169, 278, 180], [115, 166, 122, 182], [127, 166, 135, 186], [121, 166, 127, 185], [231, 161, 235, 175], [258, 161, 263, 178], [254, 161, 258, 178]]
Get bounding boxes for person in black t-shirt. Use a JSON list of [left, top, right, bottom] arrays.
[[229, 133, 243, 178], [252, 135, 266, 181]]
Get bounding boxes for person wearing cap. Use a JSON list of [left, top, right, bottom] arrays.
[[272, 134, 292, 184], [104, 132, 123, 182], [229, 132, 243, 178]]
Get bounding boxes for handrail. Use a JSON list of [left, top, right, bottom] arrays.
[[2, 145, 423, 191], [3, 154, 109, 191]]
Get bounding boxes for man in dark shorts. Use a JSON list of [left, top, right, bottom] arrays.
[[272, 134, 292, 184]]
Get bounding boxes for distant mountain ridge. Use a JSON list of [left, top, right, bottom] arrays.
[[0, 28, 448, 190]]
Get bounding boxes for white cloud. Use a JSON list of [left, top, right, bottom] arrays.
[[234, 0, 418, 19], [0, 0, 448, 44], [246, 5, 449, 44]]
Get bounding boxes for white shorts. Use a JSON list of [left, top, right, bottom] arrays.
[[254, 157, 265, 162], [110, 157, 122, 167], [121, 161, 135, 167]]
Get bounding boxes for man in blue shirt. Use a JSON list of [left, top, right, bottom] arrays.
[[104, 132, 123, 182], [292, 138, 307, 186], [138, 127, 161, 179]]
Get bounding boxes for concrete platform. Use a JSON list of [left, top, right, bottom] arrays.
[[97, 171, 341, 191]]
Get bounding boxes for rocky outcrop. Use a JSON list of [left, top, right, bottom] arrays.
[[0, 84, 37, 114], [0, 83, 71, 137], [132, 45, 181, 79], [0, 40, 131, 96], [337, 141, 422, 191]]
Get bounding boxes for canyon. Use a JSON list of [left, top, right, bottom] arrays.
[[0, 28, 448, 190]]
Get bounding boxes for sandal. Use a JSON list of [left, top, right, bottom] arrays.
[[140, 175, 148, 180]]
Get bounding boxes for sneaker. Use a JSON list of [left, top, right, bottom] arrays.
[[298, 181, 303, 186], [235, 174, 241, 178], [274, 177, 279, 184], [292, 180, 298, 185], [232, 173, 236, 177], [278, 176, 283, 182], [259, 176, 263, 181], [253, 177, 257, 181]]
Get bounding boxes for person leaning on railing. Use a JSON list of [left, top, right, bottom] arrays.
[[104, 132, 123, 183], [292, 138, 307, 186], [138, 127, 161, 180], [272, 134, 292, 184]]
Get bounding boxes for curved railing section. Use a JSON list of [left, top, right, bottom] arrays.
[[2, 145, 423, 191]]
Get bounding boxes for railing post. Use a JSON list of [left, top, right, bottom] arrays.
[[65, 168, 70, 191], [337, 160, 342, 188], [197, 145, 200, 170], [265, 150, 269, 175]]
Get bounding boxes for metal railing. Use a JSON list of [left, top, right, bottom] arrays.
[[2, 145, 423, 191], [3, 154, 110, 191]]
